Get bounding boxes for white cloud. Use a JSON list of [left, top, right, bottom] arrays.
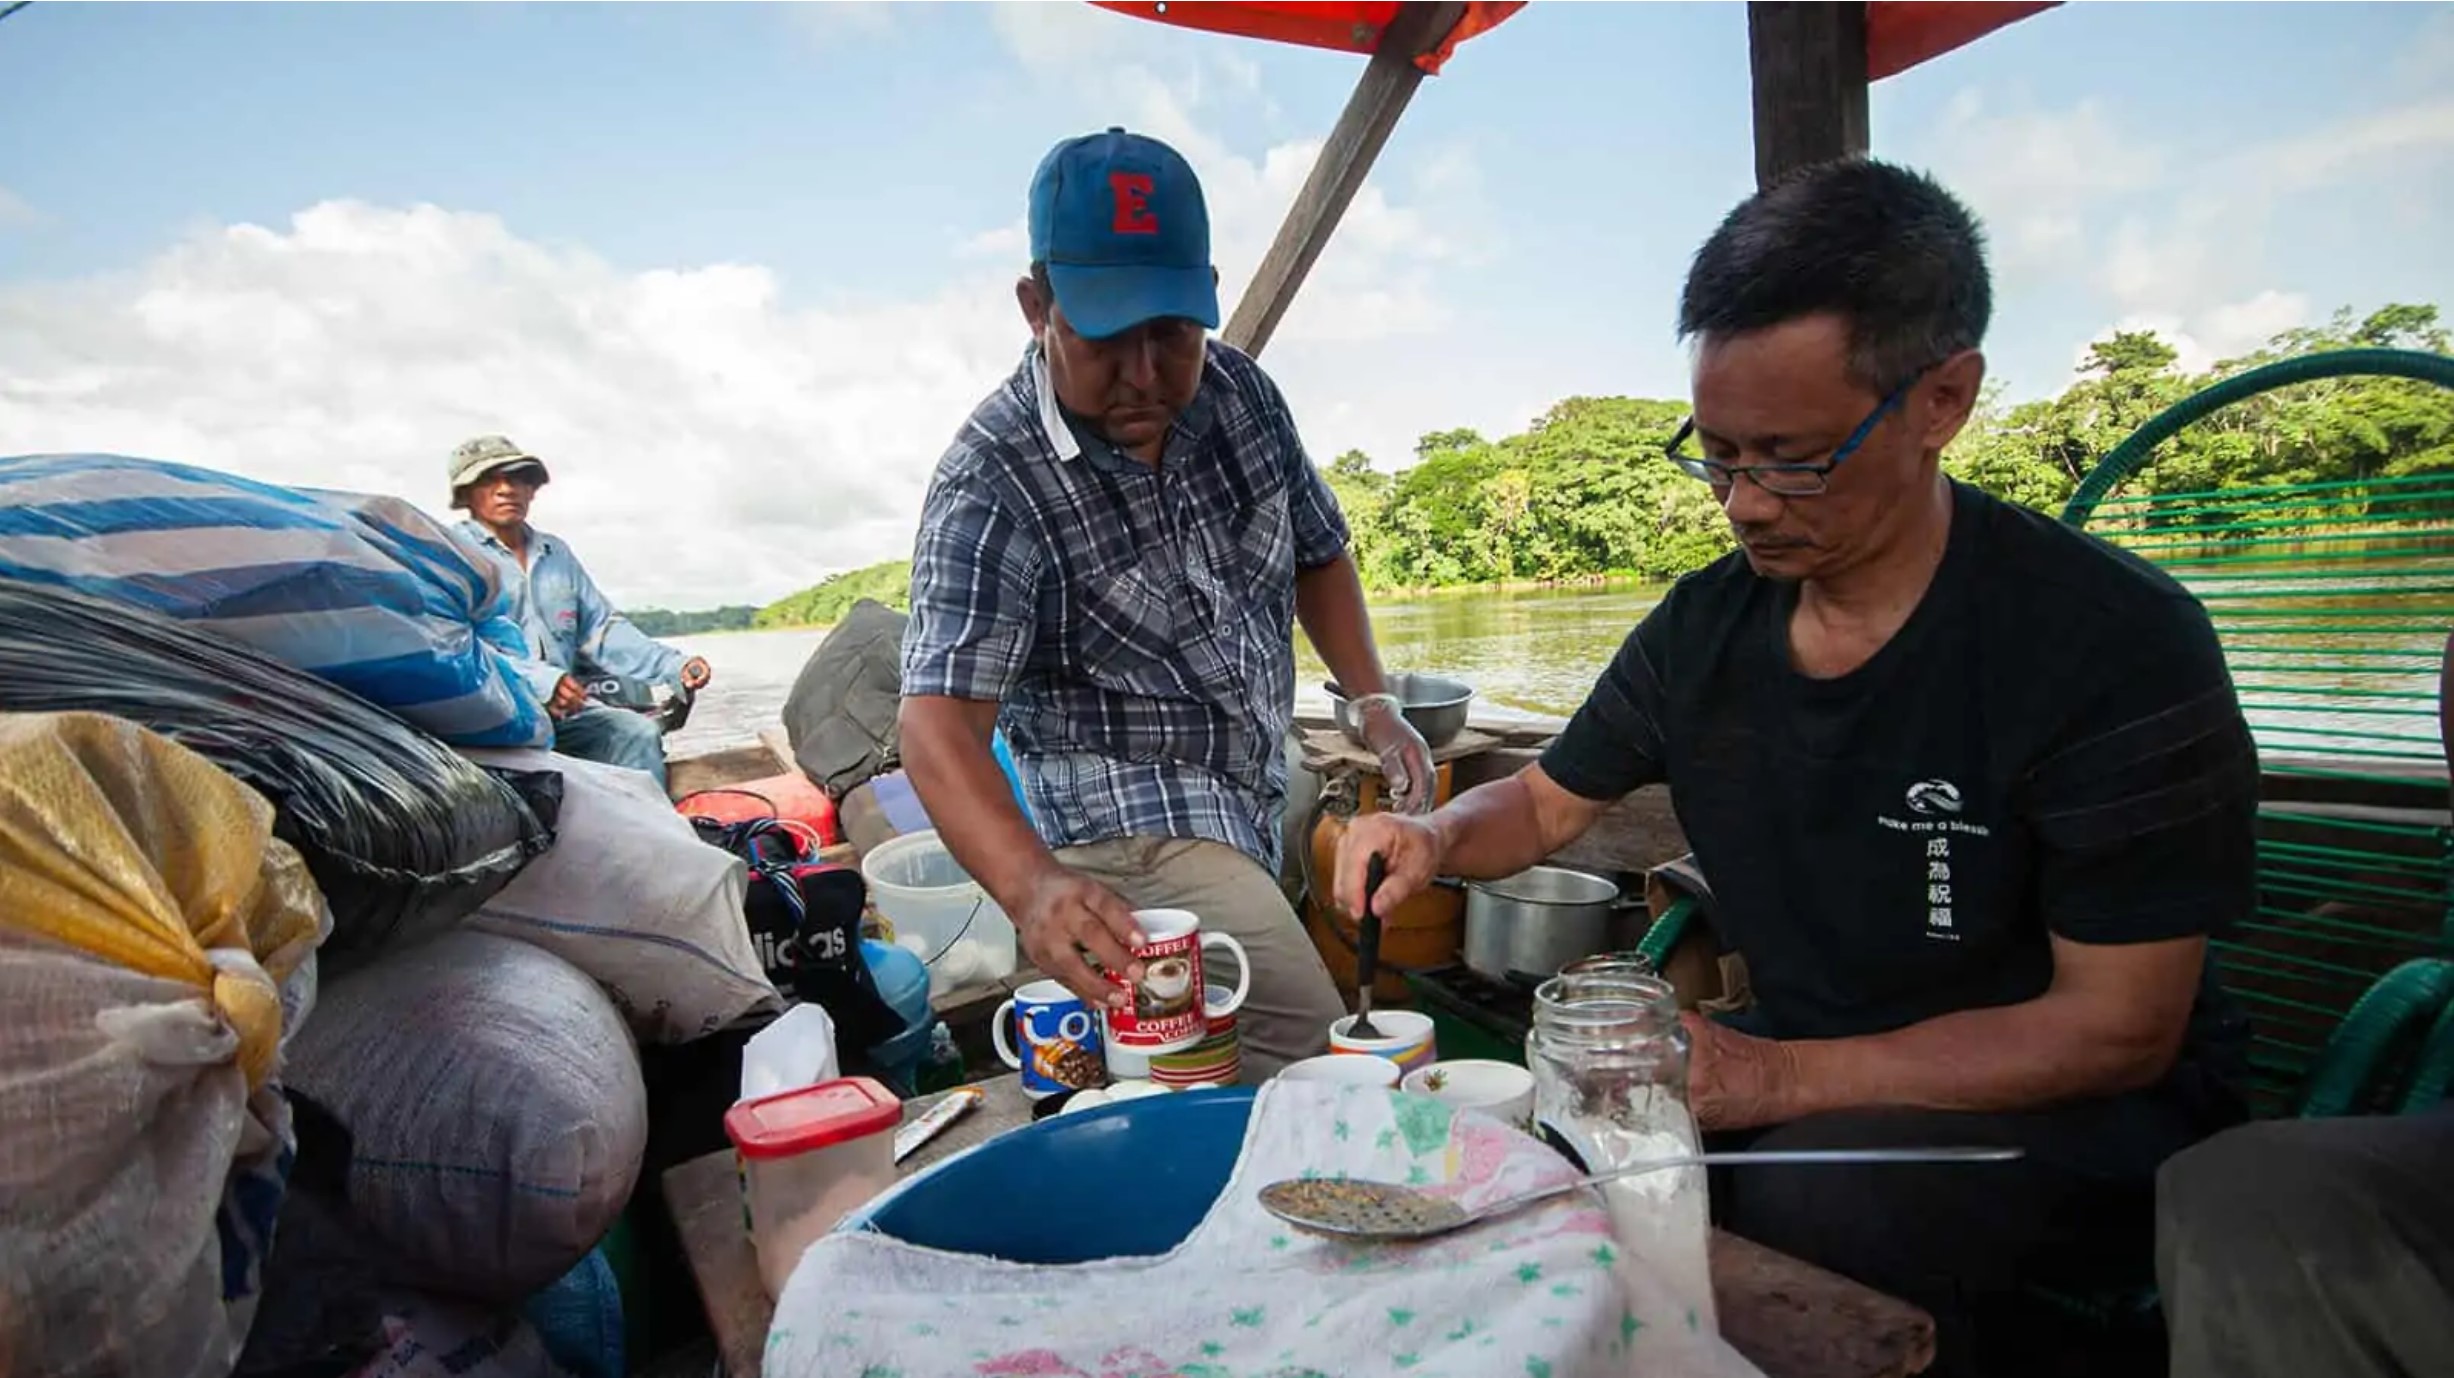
[[2198, 289, 2312, 361], [1411, 142, 1483, 200], [2091, 93, 2454, 328], [988, 2, 1133, 75], [2101, 192, 2236, 315], [1921, 88, 2162, 269], [2074, 289, 2311, 378], [2260, 99, 2454, 192], [1910, 74, 2451, 394], [0, 3, 1501, 612], [1903, 73, 2453, 397], [957, 220, 1028, 261], [0, 202, 1026, 609], [0, 153, 1488, 611]]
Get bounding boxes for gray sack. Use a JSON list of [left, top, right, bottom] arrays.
[[782, 597, 910, 800], [284, 930, 648, 1302]]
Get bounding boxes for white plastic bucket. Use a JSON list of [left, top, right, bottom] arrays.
[[859, 830, 1019, 996]]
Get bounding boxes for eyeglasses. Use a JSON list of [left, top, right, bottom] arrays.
[[1663, 368, 1928, 498]]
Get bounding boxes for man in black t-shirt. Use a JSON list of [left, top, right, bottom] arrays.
[[1337, 160, 2256, 1376]]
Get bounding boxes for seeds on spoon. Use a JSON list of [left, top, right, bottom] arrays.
[[1258, 1178, 1470, 1239]]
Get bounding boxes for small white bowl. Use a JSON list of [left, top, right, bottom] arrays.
[[1401, 1059, 1536, 1132], [1277, 1054, 1402, 1089]]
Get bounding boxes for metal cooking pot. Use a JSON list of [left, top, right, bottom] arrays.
[[1457, 864, 1646, 986]]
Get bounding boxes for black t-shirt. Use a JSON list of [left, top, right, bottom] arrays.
[[1541, 482, 2255, 1081]]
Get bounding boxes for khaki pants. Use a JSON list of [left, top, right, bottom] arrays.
[[1056, 836, 1344, 1081]]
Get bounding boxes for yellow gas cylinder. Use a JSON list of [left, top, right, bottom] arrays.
[[1303, 765, 1465, 1003]]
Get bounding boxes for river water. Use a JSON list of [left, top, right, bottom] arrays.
[[663, 578, 2444, 766], [660, 582, 1651, 759]]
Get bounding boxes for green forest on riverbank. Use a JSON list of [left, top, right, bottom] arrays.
[[626, 604, 760, 636], [696, 303, 2449, 631], [749, 558, 915, 630]]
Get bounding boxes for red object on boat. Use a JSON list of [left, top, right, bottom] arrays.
[[676, 769, 842, 849], [1087, 1, 1526, 74], [1866, 2, 2059, 81], [1091, 1, 2056, 83], [724, 1076, 902, 1159]]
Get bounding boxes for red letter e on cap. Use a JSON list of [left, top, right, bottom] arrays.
[[1109, 172, 1158, 235]]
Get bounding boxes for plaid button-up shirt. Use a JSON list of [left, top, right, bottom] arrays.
[[902, 341, 1350, 873]]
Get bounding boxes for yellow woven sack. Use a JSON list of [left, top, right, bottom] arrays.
[[0, 711, 323, 1089]]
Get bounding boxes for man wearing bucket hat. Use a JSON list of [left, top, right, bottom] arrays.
[[897, 129, 1433, 1080], [450, 434, 711, 787]]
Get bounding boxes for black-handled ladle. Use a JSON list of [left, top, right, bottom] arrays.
[[1350, 853, 1388, 1041]]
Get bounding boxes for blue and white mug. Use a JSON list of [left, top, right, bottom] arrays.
[[993, 978, 1106, 1098]]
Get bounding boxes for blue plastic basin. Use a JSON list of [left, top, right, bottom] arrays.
[[841, 1087, 1256, 1263]]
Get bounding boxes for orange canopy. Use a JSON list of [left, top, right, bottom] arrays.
[[1087, 2, 1526, 75], [1867, 2, 2059, 81], [1091, 1, 2055, 81]]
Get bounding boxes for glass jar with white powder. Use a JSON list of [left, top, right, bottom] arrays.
[[1527, 971, 1717, 1334]]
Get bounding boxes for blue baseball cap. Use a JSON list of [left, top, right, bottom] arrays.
[[1028, 128, 1219, 341]]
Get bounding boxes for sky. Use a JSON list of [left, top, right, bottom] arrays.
[[3, 0, 2451, 609]]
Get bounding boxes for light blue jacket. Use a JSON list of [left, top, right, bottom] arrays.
[[457, 520, 683, 700]]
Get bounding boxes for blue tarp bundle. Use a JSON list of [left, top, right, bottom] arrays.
[[0, 453, 550, 748]]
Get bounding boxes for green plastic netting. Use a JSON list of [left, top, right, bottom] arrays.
[[2063, 348, 2454, 1116]]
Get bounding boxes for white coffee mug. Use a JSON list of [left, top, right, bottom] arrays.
[[1102, 908, 1251, 1056]]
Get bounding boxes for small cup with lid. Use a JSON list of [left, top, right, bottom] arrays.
[[724, 1075, 903, 1297]]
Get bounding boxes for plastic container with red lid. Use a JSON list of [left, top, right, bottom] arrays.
[[724, 1075, 902, 1297]]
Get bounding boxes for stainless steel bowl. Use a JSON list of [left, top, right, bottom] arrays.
[[1328, 671, 1477, 749]]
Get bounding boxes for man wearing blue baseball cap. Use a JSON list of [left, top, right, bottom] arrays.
[[897, 129, 1434, 1079]]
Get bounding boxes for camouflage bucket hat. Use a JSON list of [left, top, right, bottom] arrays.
[[448, 434, 551, 495]]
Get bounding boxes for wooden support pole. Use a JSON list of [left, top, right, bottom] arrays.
[[1222, 1, 1466, 358], [1747, 1, 1869, 189]]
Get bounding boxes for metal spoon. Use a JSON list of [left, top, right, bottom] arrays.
[[1257, 1145, 2025, 1243], [1348, 853, 1389, 1041]]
